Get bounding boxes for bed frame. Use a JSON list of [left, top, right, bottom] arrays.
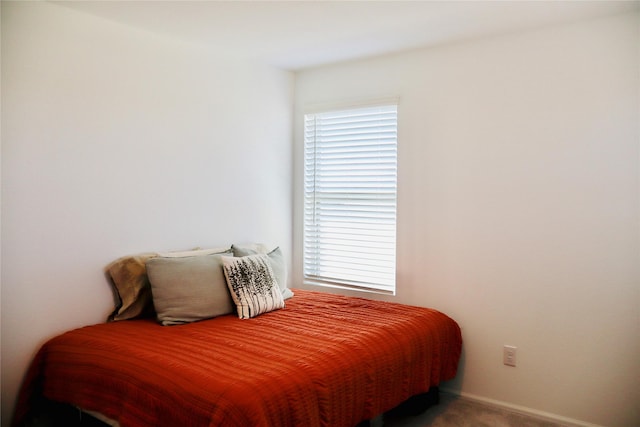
[[23, 387, 441, 427]]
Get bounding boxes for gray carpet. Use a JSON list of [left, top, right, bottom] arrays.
[[383, 393, 569, 427]]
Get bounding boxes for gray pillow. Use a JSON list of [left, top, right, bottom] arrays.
[[146, 253, 234, 325], [231, 245, 293, 300]]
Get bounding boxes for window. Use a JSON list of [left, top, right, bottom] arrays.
[[303, 103, 398, 294]]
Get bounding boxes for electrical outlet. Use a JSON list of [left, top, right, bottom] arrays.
[[503, 345, 517, 367]]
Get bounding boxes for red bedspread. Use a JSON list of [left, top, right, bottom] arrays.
[[15, 290, 461, 427]]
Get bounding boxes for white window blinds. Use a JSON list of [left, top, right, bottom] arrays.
[[304, 104, 397, 294]]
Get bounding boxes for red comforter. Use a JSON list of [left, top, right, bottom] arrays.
[[15, 290, 461, 427]]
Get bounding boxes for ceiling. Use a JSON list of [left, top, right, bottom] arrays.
[[55, 0, 639, 70]]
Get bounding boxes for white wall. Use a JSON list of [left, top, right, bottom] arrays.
[[294, 12, 639, 427], [1, 2, 293, 425]]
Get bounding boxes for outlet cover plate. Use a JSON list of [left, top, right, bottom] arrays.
[[503, 345, 517, 367]]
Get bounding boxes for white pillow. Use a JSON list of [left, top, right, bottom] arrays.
[[157, 247, 231, 258], [222, 254, 285, 319]]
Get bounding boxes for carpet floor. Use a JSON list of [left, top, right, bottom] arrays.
[[383, 393, 569, 427]]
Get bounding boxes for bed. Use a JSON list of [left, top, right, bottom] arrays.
[[13, 247, 462, 427]]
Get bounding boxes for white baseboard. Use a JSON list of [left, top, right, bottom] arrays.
[[439, 388, 605, 427]]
